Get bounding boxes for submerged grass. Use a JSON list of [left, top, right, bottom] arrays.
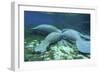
[[24, 37, 90, 61]]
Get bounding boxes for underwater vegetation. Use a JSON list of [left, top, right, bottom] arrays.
[[24, 24, 90, 61], [24, 39, 90, 61]]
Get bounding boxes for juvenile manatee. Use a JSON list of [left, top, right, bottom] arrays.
[[34, 32, 62, 52], [32, 24, 61, 36]]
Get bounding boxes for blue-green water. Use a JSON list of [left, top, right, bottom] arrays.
[[24, 11, 90, 61]]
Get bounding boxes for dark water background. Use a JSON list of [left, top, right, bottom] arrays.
[[24, 11, 90, 39]]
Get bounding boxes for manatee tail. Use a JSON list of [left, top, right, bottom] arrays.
[[34, 40, 50, 53], [76, 38, 90, 54]]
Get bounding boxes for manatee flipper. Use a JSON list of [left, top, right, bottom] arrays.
[[32, 24, 61, 36], [76, 39, 90, 53], [34, 32, 62, 52]]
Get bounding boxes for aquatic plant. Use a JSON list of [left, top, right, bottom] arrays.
[[24, 39, 89, 61]]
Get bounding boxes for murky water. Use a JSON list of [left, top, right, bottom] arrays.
[[24, 11, 90, 62]]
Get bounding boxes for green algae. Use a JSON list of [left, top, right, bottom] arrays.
[[24, 39, 90, 62]]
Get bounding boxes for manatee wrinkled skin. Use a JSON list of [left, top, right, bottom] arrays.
[[32, 24, 90, 53]]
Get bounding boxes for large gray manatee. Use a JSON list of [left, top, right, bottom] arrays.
[[34, 32, 62, 52], [62, 29, 90, 53], [32, 24, 61, 36]]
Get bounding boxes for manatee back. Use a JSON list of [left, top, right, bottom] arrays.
[[32, 24, 61, 35]]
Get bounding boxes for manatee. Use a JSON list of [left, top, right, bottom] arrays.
[[32, 24, 61, 36], [62, 29, 90, 53], [32, 25, 90, 53], [34, 32, 62, 52]]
